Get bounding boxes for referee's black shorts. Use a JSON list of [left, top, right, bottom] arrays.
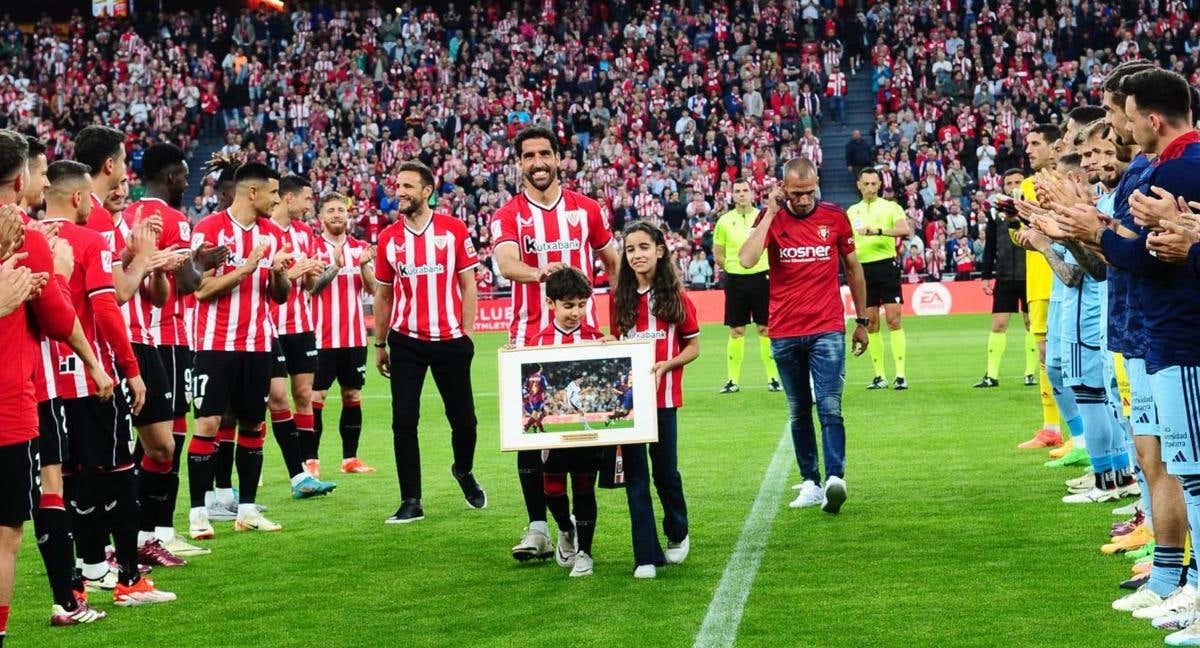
[[992, 279, 1028, 314], [723, 271, 770, 327], [862, 259, 903, 307]]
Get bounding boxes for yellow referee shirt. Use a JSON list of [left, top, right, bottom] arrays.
[[1019, 178, 1053, 301], [714, 206, 768, 274], [848, 197, 906, 263]]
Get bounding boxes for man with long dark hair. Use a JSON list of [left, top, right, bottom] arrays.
[[739, 157, 869, 515]]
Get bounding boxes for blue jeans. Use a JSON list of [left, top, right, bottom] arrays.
[[771, 332, 847, 484], [624, 408, 688, 567], [828, 96, 845, 124]]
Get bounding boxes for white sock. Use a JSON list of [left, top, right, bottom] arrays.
[[137, 531, 154, 547], [154, 526, 176, 543], [215, 487, 235, 504], [237, 503, 258, 518], [190, 506, 206, 519], [529, 520, 549, 535], [82, 562, 108, 580]]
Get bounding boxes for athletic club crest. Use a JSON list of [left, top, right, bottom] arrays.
[[565, 209, 584, 227], [817, 225, 830, 241], [434, 234, 453, 250]]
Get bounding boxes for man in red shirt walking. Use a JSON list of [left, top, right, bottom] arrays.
[[490, 126, 619, 561], [739, 158, 869, 515], [374, 161, 485, 524]]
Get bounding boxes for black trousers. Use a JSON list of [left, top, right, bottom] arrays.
[[388, 332, 478, 501]]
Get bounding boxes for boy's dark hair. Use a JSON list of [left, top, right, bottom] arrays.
[[545, 266, 592, 302]]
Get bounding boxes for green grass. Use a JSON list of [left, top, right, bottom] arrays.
[[10, 315, 1158, 647]]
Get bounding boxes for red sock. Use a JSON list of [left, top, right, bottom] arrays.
[[172, 416, 188, 435], [1, 603, 12, 634]]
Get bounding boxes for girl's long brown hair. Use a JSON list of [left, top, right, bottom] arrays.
[[613, 220, 686, 334]]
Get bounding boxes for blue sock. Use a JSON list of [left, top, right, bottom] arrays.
[[1111, 451, 1131, 472], [1150, 545, 1186, 597], [1179, 476, 1200, 591], [1189, 555, 1198, 589], [1047, 363, 1079, 422], [1065, 415, 1084, 441]]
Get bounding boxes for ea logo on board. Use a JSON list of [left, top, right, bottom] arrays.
[[911, 283, 952, 316]]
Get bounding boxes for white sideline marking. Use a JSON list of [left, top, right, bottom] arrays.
[[693, 428, 792, 648]]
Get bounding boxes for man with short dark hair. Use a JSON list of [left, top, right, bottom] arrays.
[[712, 178, 779, 394], [848, 167, 912, 390], [739, 158, 869, 515], [375, 161, 485, 524], [187, 162, 299, 538]]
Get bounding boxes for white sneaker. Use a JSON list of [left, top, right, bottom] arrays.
[[1064, 472, 1093, 493], [1119, 481, 1142, 498], [204, 491, 237, 522], [633, 564, 656, 579], [162, 535, 211, 557], [1112, 502, 1142, 516], [1062, 487, 1119, 504], [789, 481, 823, 508], [1113, 585, 1166, 612], [82, 569, 117, 592], [1154, 608, 1197, 630], [188, 508, 214, 540], [570, 552, 594, 577], [234, 509, 282, 532], [511, 526, 554, 561], [821, 476, 847, 514], [555, 527, 578, 567], [666, 535, 690, 565], [1136, 586, 1196, 620], [1167, 621, 1200, 646]]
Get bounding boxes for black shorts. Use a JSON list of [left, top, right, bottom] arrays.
[[37, 398, 68, 466], [132, 344, 174, 427], [992, 279, 1029, 314], [542, 447, 602, 474], [863, 259, 903, 307], [0, 439, 39, 526], [723, 272, 770, 327], [157, 345, 193, 418], [64, 393, 133, 471], [192, 351, 273, 425], [314, 347, 368, 392], [273, 332, 318, 378]]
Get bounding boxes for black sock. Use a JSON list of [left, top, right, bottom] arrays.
[[517, 450, 546, 523], [313, 403, 324, 457], [296, 412, 317, 463], [187, 437, 218, 508], [138, 456, 173, 534], [271, 413, 306, 478], [215, 430, 235, 490], [162, 430, 186, 528], [66, 473, 106, 567], [34, 497, 77, 610], [340, 400, 363, 460], [573, 473, 598, 554], [543, 473, 573, 532], [107, 471, 141, 587], [235, 428, 265, 504]]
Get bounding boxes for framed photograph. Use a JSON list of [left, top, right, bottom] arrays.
[[498, 339, 659, 452]]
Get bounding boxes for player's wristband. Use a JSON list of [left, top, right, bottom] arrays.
[[373, 342, 387, 349], [854, 317, 869, 327]]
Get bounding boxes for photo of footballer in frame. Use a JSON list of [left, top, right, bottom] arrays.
[[499, 340, 658, 452]]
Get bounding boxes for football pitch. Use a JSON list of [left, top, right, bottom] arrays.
[[13, 314, 1157, 647]]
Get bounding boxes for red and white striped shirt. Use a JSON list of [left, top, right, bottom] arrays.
[[15, 220, 77, 405], [610, 288, 699, 409], [46, 218, 139, 398], [490, 190, 613, 346], [312, 234, 371, 349], [375, 214, 479, 342], [123, 198, 192, 346], [190, 210, 287, 352], [273, 219, 317, 335], [530, 322, 605, 346]]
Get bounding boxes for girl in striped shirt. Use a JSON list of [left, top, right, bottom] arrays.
[[610, 221, 699, 578]]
